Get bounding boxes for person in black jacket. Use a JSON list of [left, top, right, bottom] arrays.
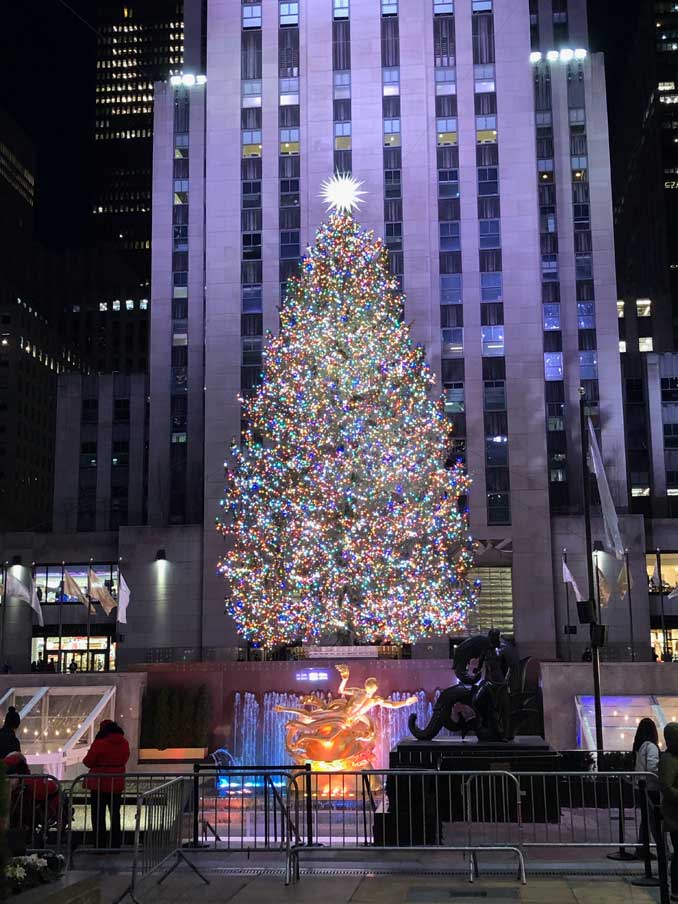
[[0, 707, 21, 758]]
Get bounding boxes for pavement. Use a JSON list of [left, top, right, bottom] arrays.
[[97, 870, 667, 904]]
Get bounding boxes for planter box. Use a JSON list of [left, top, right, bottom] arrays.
[[139, 747, 207, 763], [11, 873, 99, 904]]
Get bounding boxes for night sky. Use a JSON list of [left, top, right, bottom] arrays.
[[0, 0, 640, 253]]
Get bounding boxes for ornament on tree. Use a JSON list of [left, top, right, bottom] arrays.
[[217, 181, 478, 645]]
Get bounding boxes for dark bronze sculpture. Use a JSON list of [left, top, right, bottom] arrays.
[[408, 630, 536, 742]]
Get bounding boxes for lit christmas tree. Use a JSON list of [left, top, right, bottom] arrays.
[[218, 176, 477, 646]]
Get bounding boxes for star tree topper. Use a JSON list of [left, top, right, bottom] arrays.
[[320, 173, 366, 214]]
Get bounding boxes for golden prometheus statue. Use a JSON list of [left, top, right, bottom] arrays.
[[274, 663, 417, 771]]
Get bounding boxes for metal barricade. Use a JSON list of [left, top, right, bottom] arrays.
[[286, 769, 526, 886], [66, 772, 185, 865], [190, 766, 302, 855], [112, 778, 209, 904], [7, 774, 65, 854], [515, 771, 657, 853]]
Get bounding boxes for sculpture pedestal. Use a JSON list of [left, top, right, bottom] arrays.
[[373, 737, 559, 843]]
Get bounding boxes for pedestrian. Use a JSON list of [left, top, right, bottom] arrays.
[[659, 722, 678, 900], [68, 659, 78, 674], [83, 720, 130, 848], [36, 653, 45, 672], [633, 717, 660, 858], [581, 646, 592, 662], [0, 707, 21, 758]]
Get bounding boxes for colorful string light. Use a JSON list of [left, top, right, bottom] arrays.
[[217, 213, 478, 645]]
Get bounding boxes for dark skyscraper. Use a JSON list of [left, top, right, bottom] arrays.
[[94, 1, 184, 283]]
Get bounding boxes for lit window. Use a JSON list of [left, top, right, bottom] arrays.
[[441, 274, 462, 304], [99, 302, 108, 312], [383, 67, 400, 96], [280, 127, 300, 154], [382, 0, 398, 13], [619, 340, 627, 353], [639, 337, 654, 352], [444, 383, 465, 414], [578, 302, 595, 330], [481, 325, 504, 357], [384, 118, 401, 146], [140, 299, 148, 310], [125, 299, 134, 310], [242, 79, 262, 107], [112, 300, 121, 311], [472, 0, 492, 9], [636, 298, 652, 317], [480, 272, 502, 302], [442, 327, 464, 357], [579, 350, 598, 379], [334, 71, 351, 99], [242, 4, 262, 28], [440, 221, 460, 251], [280, 77, 299, 105], [437, 117, 458, 146], [435, 67, 456, 95], [433, 0, 454, 13], [660, 82, 676, 91], [333, 0, 349, 18], [617, 300, 625, 319], [632, 487, 650, 497], [544, 352, 564, 381], [543, 304, 561, 330], [279, 1, 298, 25]]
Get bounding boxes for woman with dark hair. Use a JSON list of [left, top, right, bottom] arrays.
[[0, 707, 21, 758], [634, 717, 660, 858]]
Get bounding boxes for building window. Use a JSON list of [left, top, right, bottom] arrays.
[[279, 1, 298, 25], [487, 493, 510, 525], [639, 337, 654, 352], [242, 285, 263, 312], [481, 325, 504, 357], [242, 4, 262, 28], [442, 327, 464, 357], [383, 67, 400, 95], [544, 352, 564, 381], [385, 222, 403, 250], [543, 304, 561, 330], [333, 0, 349, 19], [480, 272, 502, 302], [433, 0, 454, 13], [437, 118, 458, 146], [384, 169, 401, 199], [382, 0, 398, 13], [280, 128, 300, 154], [280, 230, 300, 259], [478, 166, 499, 196], [636, 298, 652, 317], [440, 221, 461, 252], [384, 118, 401, 146], [441, 274, 462, 304], [479, 219, 500, 249], [242, 129, 262, 157], [579, 350, 598, 379], [438, 169, 460, 198], [577, 302, 595, 329], [243, 233, 262, 260]]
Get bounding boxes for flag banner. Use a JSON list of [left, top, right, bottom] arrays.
[[64, 571, 95, 614], [597, 565, 612, 607], [5, 572, 43, 626], [88, 569, 116, 616], [669, 586, 678, 600], [652, 563, 660, 590], [117, 572, 130, 624], [587, 418, 625, 560], [617, 562, 633, 600], [562, 558, 585, 602]]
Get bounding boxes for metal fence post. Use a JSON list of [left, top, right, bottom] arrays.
[[653, 803, 670, 904], [192, 764, 200, 848], [304, 763, 313, 847]]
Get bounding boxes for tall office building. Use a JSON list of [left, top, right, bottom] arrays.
[[1, 0, 658, 670], [94, 0, 185, 282], [143, 0, 636, 661]]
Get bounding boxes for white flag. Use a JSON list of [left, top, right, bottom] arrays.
[[5, 572, 43, 626], [117, 572, 130, 625], [562, 558, 585, 602], [652, 562, 660, 590], [88, 569, 117, 616], [63, 571, 95, 614], [669, 586, 678, 600], [587, 419, 624, 560]]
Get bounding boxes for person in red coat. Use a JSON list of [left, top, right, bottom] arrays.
[[83, 720, 130, 848]]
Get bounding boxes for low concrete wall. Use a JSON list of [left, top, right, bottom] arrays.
[[541, 661, 678, 749]]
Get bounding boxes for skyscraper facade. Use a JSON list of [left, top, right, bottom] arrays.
[[143, 0, 638, 660], [94, 0, 185, 282]]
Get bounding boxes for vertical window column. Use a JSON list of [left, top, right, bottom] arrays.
[[279, 9, 301, 310], [333, 1, 352, 174], [382, 4, 402, 296], [534, 63, 569, 509], [473, 1, 510, 525], [169, 87, 190, 523], [241, 11, 263, 404], [433, 1, 464, 465]]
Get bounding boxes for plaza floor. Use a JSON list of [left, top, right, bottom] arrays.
[[97, 870, 666, 904]]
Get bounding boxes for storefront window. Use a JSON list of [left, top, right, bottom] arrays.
[[645, 552, 678, 594], [31, 636, 116, 673], [32, 564, 119, 605], [466, 566, 514, 634]]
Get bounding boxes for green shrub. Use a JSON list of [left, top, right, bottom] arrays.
[[193, 686, 210, 748], [152, 688, 172, 750], [140, 685, 210, 749]]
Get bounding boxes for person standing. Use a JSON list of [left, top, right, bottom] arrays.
[[659, 722, 678, 900], [633, 717, 660, 858], [0, 708, 21, 758], [83, 720, 130, 848]]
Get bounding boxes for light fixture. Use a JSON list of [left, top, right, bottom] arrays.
[[574, 48, 587, 59], [529, 51, 542, 64], [170, 73, 207, 88], [155, 548, 167, 561], [559, 48, 574, 62], [546, 50, 559, 62]]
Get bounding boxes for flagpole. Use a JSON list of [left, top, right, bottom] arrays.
[[624, 549, 635, 663], [656, 549, 669, 661], [58, 562, 65, 674], [580, 387, 604, 755], [563, 548, 572, 663], [86, 560, 93, 673]]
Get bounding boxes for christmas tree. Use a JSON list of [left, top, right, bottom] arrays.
[[218, 176, 477, 646]]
